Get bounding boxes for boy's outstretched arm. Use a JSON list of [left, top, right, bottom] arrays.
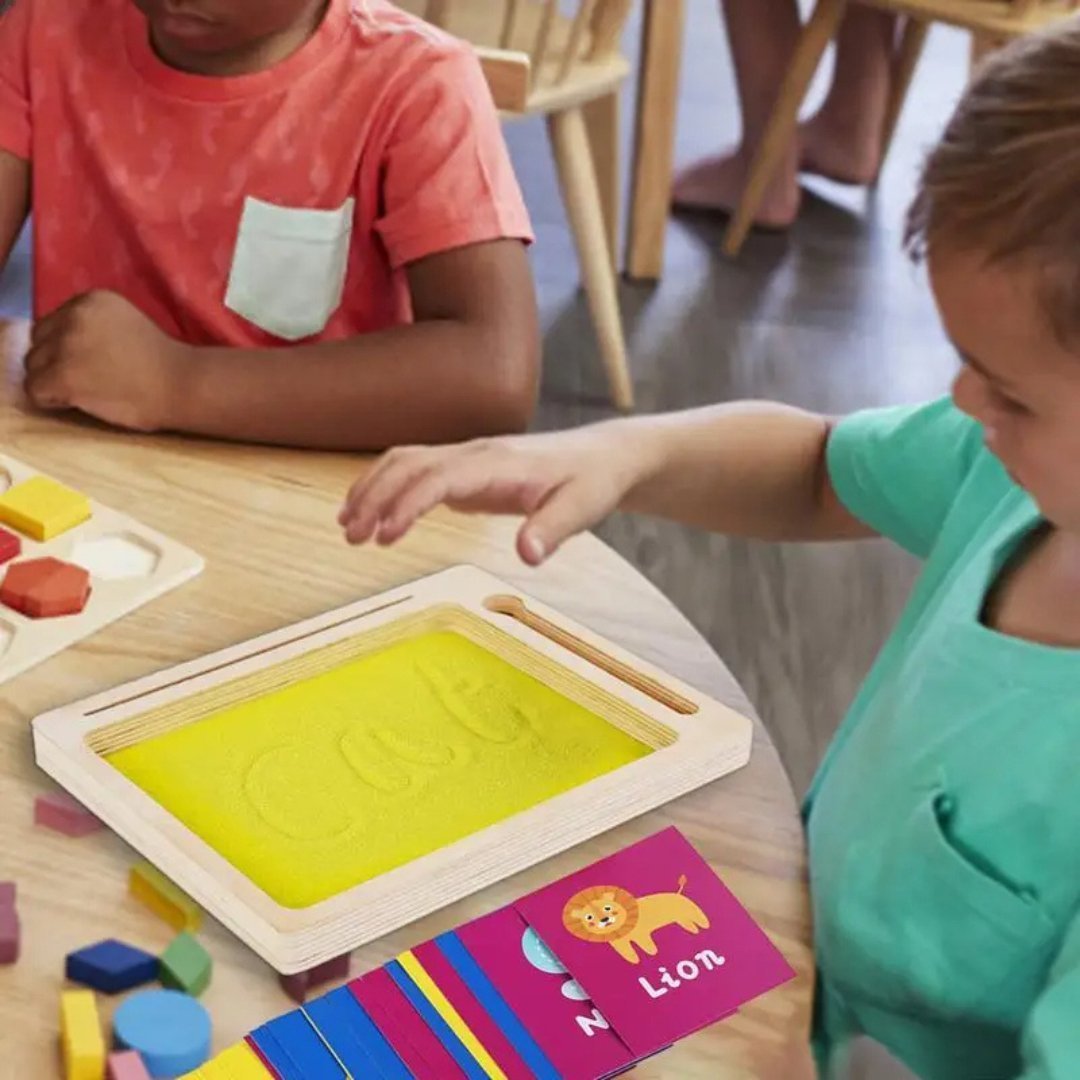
[[339, 403, 875, 565], [24, 237, 539, 450]]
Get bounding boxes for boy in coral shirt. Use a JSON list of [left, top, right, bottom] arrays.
[[0, 0, 538, 448]]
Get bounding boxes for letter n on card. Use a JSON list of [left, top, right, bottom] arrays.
[[515, 827, 796, 1058]]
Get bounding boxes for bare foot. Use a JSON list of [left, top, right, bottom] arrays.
[[671, 147, 801, 230], [799, 113, 884, 185]]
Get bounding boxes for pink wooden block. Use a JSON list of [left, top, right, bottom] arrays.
[[34, 791, 103, 838], [0, 881, 14, 908], [0, 903, 19, 965], [278, 952, 351, 1003], [107, 1050, 151, 1080]]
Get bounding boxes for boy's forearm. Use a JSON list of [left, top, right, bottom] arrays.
[[170, 320, 538, 451], [617, 402, 868, 541]]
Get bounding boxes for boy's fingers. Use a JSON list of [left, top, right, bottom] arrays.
[[23, 339, 57, 377], [376, 457, 540, 544], [24, 363, 68, 411], [373, 467, 458, 545], [340, 446, 450, 532], [339, 451, 403, 524], [29, 312, 62, 348], [518, 480, 603, 565], [343, 456, 442, 543]]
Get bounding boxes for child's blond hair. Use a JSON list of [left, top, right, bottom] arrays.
[[905, 16, 1080, 344]]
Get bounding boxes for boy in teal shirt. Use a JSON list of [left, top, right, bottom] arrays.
[[337, 19, 1080, 1080]]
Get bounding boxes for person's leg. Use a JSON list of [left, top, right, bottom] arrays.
[[800, 8, 898, 183], [672, 0, 803, 228]]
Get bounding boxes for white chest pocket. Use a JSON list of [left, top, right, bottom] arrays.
[[225, 196, 355, 342]]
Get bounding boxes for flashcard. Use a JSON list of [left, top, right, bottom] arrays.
[[515, 827, 796, 1058], [248, 1009, 345, 1078], [387, 957, 491, 1079], [455, 906, 636, 1080], [411, 940, 536, 1079], [304, 987, 413, 1080], [434, 932, 562, 1080], [351, 968, 468, 1079]]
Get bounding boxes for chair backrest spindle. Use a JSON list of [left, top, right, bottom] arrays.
[[587, 0, 633, 60], [558, 0, 600, 82], [410, 0, 635, 103], [529, 0, 559, 85], [500, 0, 523, 48]]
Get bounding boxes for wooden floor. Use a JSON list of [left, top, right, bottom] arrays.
[[513, 8, 970, 1074], [509, 0, 966, 803], [0, 6, 971, 1075]]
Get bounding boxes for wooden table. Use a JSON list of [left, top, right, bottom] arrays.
[[627, 0, 686, 281], [0, 321, 813, 1076]]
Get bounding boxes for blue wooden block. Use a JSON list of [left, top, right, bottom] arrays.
[[65, 939, 159, 994], [304, 987, 413, 1079], [250, 1009, 345, 1080], [113, 989, 210, 1078]]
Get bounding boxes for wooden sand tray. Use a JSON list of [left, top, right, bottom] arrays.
[[32, 566, 753, 973], [0, 453, 204, 684]]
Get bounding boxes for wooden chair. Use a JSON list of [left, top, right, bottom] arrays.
[[404, 0, 636, 410], [722, 0, 1077, 257]]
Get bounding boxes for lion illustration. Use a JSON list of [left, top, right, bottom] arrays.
[[561, 875, 710, 964]]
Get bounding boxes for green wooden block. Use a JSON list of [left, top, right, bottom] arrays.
[[159, 932, 211, 997]]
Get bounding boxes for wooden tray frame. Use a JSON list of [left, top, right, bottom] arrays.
[[32, 566, 752, 973], [0, 454, 204, 684]]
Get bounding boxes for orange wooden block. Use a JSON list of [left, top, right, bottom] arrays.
[[0, 557, 91, 618]]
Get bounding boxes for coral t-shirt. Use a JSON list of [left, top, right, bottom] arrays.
[[0, 0, 533, 344]]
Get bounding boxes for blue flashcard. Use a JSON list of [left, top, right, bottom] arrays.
[[435, 932, 562, 1080], [386, 959, 489, 1080], [249, 1008, 346, 1079], [304, 986, 413, 1079]]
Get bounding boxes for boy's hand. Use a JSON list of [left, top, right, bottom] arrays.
[[338, 427, 642, 566], [24, 291, 192, 433]]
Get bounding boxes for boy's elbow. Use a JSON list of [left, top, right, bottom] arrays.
[[471, 332, 540, 436]]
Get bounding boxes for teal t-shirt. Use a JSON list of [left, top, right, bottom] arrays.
[[806, 399, 1080, 1080]]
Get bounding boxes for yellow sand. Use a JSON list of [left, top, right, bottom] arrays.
[[108, 631, 650, 908]]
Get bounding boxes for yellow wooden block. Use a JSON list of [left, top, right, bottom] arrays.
[[0, 475, 91, 541], [184, 1042, 272, 1078], [60, 989, 105, 1080], [130, 861, 202, 932]]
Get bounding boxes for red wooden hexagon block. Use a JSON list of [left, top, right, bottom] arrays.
[[0, 557, 91, 618], [0, 527, 19, 566]]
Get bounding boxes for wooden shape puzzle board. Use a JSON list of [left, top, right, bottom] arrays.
[[0, 454, 204, 684], [33, 566, 753, 973]]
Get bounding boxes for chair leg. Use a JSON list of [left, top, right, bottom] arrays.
[[722, 0, 849, 258], [875, 18, 929, 184], [583, 89, 622, 271], [548, 107, 635, 411]]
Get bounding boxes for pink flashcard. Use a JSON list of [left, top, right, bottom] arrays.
[[349, 970, 467, 1079], [456, 906, 636, 1080], [515, 827, 796, 1058], [412, 940, 535, 1080]]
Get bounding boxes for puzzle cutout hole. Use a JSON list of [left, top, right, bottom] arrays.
[[103, 618, 662, 909], [72, 534, 162, 581]]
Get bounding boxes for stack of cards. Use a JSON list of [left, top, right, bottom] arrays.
[[187, 828, 795, 1078]]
